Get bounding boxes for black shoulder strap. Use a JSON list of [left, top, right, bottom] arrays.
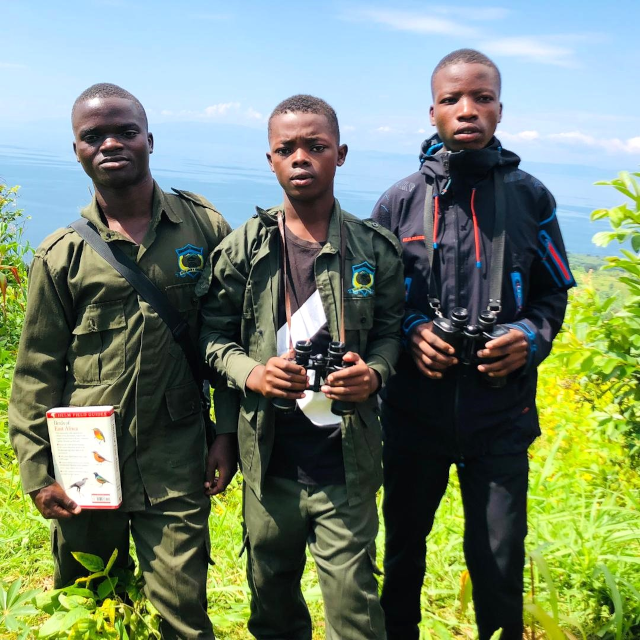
[[69, 218, 203, 388]]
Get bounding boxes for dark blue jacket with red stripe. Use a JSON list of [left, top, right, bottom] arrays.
[[372, 134, 575, 458]]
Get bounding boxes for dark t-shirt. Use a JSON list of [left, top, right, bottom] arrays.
[[267, 226, 345, 485]]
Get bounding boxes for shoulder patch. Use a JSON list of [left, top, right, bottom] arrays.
[[171, 188, 219, 213]]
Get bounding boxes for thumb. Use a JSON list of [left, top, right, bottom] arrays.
[[342, 351, 360, 363]]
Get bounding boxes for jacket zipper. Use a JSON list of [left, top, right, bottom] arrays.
[[443, 153, 463, 464]]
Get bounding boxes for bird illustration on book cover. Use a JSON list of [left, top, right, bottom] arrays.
[[93, 472, 112, 485], [69, 477, 88, 493]]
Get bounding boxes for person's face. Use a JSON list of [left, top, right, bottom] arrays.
[[72, 97, 153, 188], [430, 63, 502, 152], [266, 112, 347, 204]]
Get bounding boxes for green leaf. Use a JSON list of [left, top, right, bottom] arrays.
[[530, 548, 559, 621], [71, 552, 105, 573], [104, 548, 119, 575], [38, 611, 67, 637], [59, 605, 92, 632], [97, 577, 119, 600], [594, 564, 624, 640], [524, 603, 567, 639]]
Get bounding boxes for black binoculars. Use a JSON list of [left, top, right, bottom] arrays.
[[272, 340, 356, 416], [431, 307, 509, 388]]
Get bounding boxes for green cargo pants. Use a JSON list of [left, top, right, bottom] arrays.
[[244, 477, 386, 640], [51, 491, 214, 640]]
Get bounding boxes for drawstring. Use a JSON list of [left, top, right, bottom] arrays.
[[470, 188, 482, 268], [432, 178, 451, 249], [432, 180, 481, 269], [433, 195, 440, 249]]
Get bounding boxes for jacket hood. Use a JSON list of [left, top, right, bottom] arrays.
[[418, 133, 520, 185]]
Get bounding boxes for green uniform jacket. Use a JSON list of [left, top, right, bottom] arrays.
[[9, 183, 235, 510], [199, 200, 405, 505]]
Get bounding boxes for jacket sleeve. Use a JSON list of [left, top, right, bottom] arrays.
[[197, 209, 240, 436], [199, 236, 262, 396], [507, 192, 575, 371], [364, 227, 405, 384], [8, 252, 74, 495], [372, 186, 432, 339]]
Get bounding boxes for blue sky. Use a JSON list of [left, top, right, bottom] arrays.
[[1, 0, 639, 167]]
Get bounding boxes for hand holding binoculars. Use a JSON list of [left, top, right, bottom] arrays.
[[431, 307, 510, 388]]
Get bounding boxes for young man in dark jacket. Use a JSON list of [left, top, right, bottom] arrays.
[[372, 49, 575, 640]]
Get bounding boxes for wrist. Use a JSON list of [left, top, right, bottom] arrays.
[[368, 368, 382, 395], [245, 364, 265, 394]]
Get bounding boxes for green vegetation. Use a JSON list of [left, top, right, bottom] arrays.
[[1, 175, 639, 638]]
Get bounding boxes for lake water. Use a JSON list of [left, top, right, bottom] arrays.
[[0, 136, 619, 258]]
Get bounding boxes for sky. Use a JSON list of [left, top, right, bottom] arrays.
[[0, 0, 639, 251], [1, 0, 639, 164]]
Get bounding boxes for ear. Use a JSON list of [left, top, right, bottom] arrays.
[[498, 102, 503, 124], [337, 144, 348, 167], [148, 132, 154, 154], [73, 141, 80, 163], [429, 105, 436, 127], [266, 151, 275, 173]]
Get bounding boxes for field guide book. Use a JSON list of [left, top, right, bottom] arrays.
[[46, 406, 122, 509]]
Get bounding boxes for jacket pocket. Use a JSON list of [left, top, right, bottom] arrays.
[[344, 297, 374, 355], [511, 271, 524, 314], [166, 382, 202, 423], [69, 301, 126, 385]]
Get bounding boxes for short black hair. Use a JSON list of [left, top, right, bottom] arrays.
[[72, 83, 148, 128], [268, 94, 340, 143], [431, 49, 501, 96]]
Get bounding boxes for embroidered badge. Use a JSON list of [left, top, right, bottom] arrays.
[[348, 261, 375, 297], [175, 244, 204, 278]]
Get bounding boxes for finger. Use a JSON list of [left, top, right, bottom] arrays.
[[415, 330, 456, 356], [267, 375, 308, 392], [209, 467, 233, 495], [326, 366, 368, 385], [412, 355, 444, 379], [412, 341, 457, 367], [321, 382, 366, 396], [266, 387, 306, 400], [277, 359, 308, 375]]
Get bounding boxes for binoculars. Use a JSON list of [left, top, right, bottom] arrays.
[[431, 307, 509, 388], [272, 340, 356, 416]]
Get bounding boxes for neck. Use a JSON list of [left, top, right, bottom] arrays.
[[94, 175, 155, 223], [283, 193, 335, 242]]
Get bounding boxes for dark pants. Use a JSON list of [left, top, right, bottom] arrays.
[[381, 437, 528, 640], [51, 491, 214, 640]]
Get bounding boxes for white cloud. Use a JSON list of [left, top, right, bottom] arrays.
[[346, 8, 478, 37], [343, 125, 356, 132], [204, 102, 241, 117], [480, 36, 577, 67], [0, 62, 27, 69], [245, 107, 263, 120], [417, 128, 427, 134], [431, 6, 510, 21], [376, 126, 393, 132], [500, 129, 640, 155], [498, 129, 541, 142]]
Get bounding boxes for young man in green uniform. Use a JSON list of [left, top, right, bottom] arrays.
[[9, 83, 237, 640], [199, 95, 405, 639]]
